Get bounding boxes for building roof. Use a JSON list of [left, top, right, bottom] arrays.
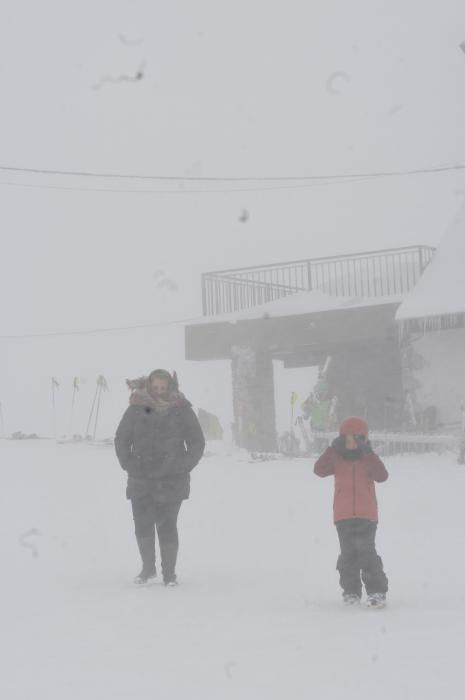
[[190, 288, 403, 326], [396, 204, 465, 323]]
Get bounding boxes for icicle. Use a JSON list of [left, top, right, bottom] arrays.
[[397, 313, 465, 336]]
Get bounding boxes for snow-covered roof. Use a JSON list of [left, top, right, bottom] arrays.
[[396, 205, 465, 322], [190, 288, 402, 326]]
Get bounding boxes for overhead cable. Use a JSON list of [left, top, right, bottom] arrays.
[[0, 161, 464, 183], [0, 315, 203, 340]]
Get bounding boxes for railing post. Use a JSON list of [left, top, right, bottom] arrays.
[[201, 274, 207, 315], [306, 260, 312, 290], [418, 246, 425, 274], [215, 279, 220, 315]]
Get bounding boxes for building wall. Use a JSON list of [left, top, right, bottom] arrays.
[[326, 338, 403, 431], [402, 327, 465, 432]]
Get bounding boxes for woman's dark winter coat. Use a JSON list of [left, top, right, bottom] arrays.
[[115, 394, 205, 503]]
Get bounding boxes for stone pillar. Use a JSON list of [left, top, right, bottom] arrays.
[[231, 346, 277, 452]]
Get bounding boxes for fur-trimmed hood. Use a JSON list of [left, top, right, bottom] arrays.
[[126, 375, 190, 414]]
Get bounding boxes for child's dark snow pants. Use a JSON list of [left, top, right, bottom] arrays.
[[335, 518, 388, 597]]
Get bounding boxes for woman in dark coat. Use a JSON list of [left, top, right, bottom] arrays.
[[115, 369, 205, 585]]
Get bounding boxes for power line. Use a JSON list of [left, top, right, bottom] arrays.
[[0, 315, 204, 340], [0, 176, 373, 195], [0, 161, 464, 184]]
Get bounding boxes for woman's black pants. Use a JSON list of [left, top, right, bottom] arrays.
[[131, 496, 182, 582]]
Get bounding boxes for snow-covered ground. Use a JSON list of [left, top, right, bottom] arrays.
[[1, 440, 464, 699]]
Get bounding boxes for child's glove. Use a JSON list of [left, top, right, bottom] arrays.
[[356, 437, 373, 454], [331, 435, 345, 450]]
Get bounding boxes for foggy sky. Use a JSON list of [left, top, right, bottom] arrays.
[[1, 0, 465, 435]]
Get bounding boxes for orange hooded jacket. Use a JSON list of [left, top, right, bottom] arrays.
[[314, 445, 388, 522]]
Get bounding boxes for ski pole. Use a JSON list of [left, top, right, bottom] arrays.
[[69, 386, 76, 436], [86, 384, 99, 438], [92, 385, 102, 441]]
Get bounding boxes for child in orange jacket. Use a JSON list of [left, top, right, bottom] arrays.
[[314, 416, 389, 608]]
